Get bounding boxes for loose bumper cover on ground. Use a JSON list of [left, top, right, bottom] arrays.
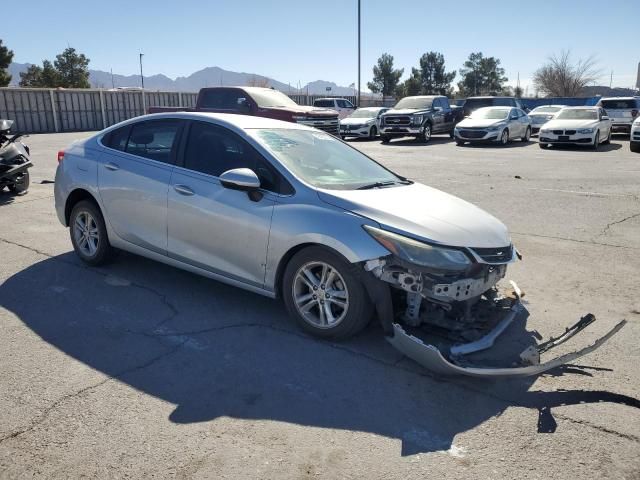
[[364, 252, 626, 378]]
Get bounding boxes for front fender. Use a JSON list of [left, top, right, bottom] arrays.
[[264, 201, 389, 291]]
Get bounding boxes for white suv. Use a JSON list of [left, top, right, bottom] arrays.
[[313, 98, 356, 119]]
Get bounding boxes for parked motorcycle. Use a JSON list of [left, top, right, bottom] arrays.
[[0, 119, 32, 195]]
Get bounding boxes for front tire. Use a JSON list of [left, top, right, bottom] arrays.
[[631, 142, 640, 153], [282, 246, 373, 339], [368, 126, 377, 140], [418, 123, 432, 143], [591, 130, 600, 150], [603, 129, 611, 145], [69, 200, 114, 266], [521, 127, 531, 142], [380, 135, 390, 144], [499, 129, 509, 146], [8, 170, 30, 195], [539, 143, 549, 149]]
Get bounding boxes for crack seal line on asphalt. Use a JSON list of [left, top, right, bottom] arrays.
[[0, 341, 187, 444], [511, 231, 638, 250], [1, 236, 638, 445], [601, 211, 640, 237]]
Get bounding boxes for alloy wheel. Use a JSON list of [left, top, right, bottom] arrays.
[[73, 211, 100, 257], [292, 261, 349, 329]]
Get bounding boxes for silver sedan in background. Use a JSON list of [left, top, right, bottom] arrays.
[[528, 105, 567, 135], [454, 106, 531, 146]]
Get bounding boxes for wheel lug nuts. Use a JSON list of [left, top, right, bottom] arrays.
[[312, 295, 317, 299], [321, 284, 325, 289]]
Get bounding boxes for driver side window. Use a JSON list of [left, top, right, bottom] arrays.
[[182, 121, 280, 192]]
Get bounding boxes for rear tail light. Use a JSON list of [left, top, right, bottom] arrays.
[[57, 150, 65, 163], [632, 110, 638, 118]]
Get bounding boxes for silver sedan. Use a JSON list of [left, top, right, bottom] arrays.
[[454, 107, 531, 145], [53, 112, 620, 377]]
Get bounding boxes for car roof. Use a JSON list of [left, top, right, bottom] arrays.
[[474, 106, 513, 111], [466, 96, 515, 100], [599, 96, 638, 101], [356, 106, 386, 111], [314, 97, 349, 101], [105, 111, 315, 132], [532, 105, 567, 109], [560, 106, 598, 110]]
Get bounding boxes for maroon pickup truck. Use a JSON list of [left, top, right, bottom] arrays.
[[148, 86, 340, 135]]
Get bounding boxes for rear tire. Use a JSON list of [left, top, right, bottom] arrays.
[[282, 246, 373, 339], [69, 200, 114, 266], [8, 170, 29, 195]]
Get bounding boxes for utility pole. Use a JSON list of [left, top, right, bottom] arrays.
[[357, 0, 361, 107], [139, 53, 144, 89], [609, 70, 613, 89], [110, 68, 115, 89]]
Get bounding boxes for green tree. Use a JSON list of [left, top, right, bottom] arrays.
[[367, 53, 403, 96], [54, 47, 90, 88], [395, 68, 421, 98], [0, 39, 14, 87], [417, 51, 455, 96], [457, 52, 508, 96], [19, 60, 62, 87]]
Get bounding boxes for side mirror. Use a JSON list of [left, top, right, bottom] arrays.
[[237, 98, 252, 114], [219, 168, 261, 191], [601, 115, 610, 121], [433, 106, 443, 112]]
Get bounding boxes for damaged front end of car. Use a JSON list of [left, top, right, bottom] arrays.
[[360, 225, 626, 378]]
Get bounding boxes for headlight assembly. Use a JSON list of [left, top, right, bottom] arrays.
[[363, 225, 471, 271], [412, 115, 423, 126], [577, 128, 594, 134]]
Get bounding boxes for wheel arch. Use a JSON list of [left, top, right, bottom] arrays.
[[64, 188, 101, 226], [274, 242, 352, 299]]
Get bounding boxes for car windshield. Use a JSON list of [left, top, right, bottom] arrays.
[[250, 90, 300, 108], [470, 108, 510, 120], [600, 99, 637, 109], [348, 109, 377, 119], [394, 97, 433, 109], [532, 106, 563, 114], [251, 129, 403, 190], [314, 100, 334, 108], [556, 109, 598, 120]]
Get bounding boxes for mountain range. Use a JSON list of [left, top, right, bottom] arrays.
[[7, 62, 358, 95]]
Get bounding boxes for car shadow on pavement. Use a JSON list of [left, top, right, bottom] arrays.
[[542, 143, 622, 152], [378, 136, 453, 147], [459, 141, 532, 149], [1, 252, 638, 456]]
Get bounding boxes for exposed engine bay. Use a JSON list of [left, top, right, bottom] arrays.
[[362, 247, 626, 378]]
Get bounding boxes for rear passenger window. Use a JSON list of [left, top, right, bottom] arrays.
[[103, 125, 130, 151], [125, 120, 181, 164]]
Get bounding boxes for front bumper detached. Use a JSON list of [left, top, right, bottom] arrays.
[[386, 294, 626, 378]]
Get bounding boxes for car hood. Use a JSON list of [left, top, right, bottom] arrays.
[[383, 108, 431, 116], [317, 182, 510, 248], [456, 118, 507, 128], [340, 117, 375, 125], [543, 119, 598, 129], [262, 106, 338, 118]]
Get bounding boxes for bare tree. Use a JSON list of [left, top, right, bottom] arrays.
[[533, 50, 600, 97]]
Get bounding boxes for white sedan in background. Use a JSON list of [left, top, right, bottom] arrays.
[[631, 116, 640, 153], [454, 106, 531, 146], [528, 105, 567, 135], [539, 107, 612, 150], [339, 107, 389, 140]]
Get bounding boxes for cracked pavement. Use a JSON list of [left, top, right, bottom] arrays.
[[0, 132, 639, 479]]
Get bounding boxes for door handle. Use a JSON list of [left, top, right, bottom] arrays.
[[173, 184, 194, 196], [104, 162, 119, 171]]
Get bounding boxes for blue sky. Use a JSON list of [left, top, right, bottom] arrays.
[[4, 0, 638, 92]]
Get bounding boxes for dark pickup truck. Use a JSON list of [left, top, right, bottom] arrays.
[[148, 87, 340, 135], [378, 95, 463, 143]]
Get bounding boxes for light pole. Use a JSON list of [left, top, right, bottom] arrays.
[[139, 53, 144, 89], [357, 0, 361, 107]]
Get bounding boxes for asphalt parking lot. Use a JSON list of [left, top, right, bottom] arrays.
[[1, 131, 639, 479]]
